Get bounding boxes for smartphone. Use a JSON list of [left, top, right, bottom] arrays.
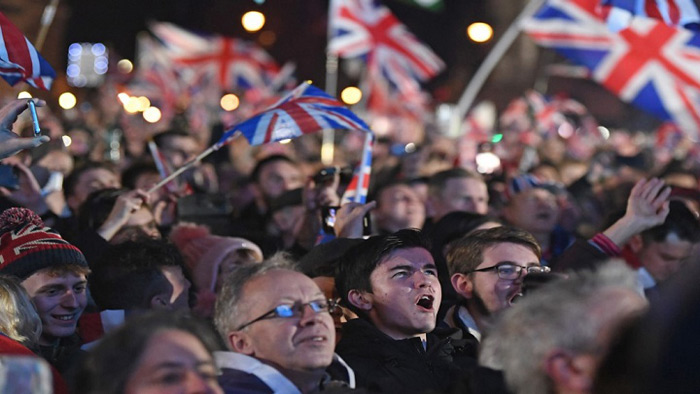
[[312, 166, 353, 185], [28, 100, 41, 136], [0, 165, 19, 191], [321, 205, 372, 236]]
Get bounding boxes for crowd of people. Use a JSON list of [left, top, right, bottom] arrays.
[[0, 90, 699, 394]]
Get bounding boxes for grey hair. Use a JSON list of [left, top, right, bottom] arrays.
[[479, 260, 643, 394], [213, 252, 296, 345]]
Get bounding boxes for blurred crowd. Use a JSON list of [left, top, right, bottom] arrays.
[[0, 81, 698, 394]]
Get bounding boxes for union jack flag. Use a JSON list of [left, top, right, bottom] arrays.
[[341, 131, 374, 204], [601, 0, 700, 31], [0, 12, 55, 90], [217, 82, 372, 148], [150, 22, 283, 92], [522, 0, 700, 140], [329, 0, 444, 98]]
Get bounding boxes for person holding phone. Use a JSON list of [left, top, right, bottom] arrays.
[[0, 99, 49, 160]]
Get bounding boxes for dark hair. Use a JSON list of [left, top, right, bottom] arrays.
[[250, 154, 297, 184], [72, 311, 221, 394], [641, 200, 700, 244], [78, 188, 124, 232], [121, 161, 159, 190], [335, 229, 431, 316], [446, 226, 541, 277], [152, 129, 193, 147], [63, 161, 116, 199], [428, 168, 483, 197], [90, 239, 187, 310]]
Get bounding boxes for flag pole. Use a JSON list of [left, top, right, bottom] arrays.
[[35, 0, 60, 51], [323, 0, 340, 165], [450, 0, 546, 134], [147, 133, 240, 194]]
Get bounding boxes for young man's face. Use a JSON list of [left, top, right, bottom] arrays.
[[461, 243, 540, 315], [68, 168, 120, 212], [376, 185, 425, 232], [637, 233, 695, 282], [431, 177, 489, 220], [503, 188, 559, 234], [363, 247, 441, 340], [257, 161, 303, 202], [22, 270, 88, 345]]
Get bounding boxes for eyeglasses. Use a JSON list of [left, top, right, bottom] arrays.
[[469, 262, 551, 280], [235, 299, 336, 331]]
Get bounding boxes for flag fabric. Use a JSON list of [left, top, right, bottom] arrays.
[[329, 0, 444, 97], [341, 131, 374, 204], [217, 82, 372, 148], [522, 0, 700, 140], [0, 12, 55, 90], [150, 22, 283, 92], [601, 0, 700, 31]]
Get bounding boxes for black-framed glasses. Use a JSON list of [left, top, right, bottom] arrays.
[[469, 262, 551, 280], [235, 299, 336, 331]]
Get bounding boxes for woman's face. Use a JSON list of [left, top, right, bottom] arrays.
[[124, 329, 223, 394]]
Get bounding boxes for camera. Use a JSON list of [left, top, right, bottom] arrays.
[[321, 205, 372, 236]]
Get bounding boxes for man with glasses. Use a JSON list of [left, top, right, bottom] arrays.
[[213, 256, 354, 393], [444, 226, 547, 343], [335, 229, 475, 393]]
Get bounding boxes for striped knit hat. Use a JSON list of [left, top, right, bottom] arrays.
[[0, 208, 88, 280]]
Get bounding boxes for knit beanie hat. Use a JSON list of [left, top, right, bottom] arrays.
[[169, 222, 263, 292], [0, 208, 88, 280]]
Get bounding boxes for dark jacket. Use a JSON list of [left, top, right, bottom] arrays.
[[336, 318, 476, 393]]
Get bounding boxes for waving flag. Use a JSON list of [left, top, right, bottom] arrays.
[[522, 0, 700, 139], [329, 0, 444, 97], [150, 22, 283, 92], [217, 82, 372, 148], [601, 0, 700, 31], [341, 131, 374, 204], [0, 12, 55, 90]]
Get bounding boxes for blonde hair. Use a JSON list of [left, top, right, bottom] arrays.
[[0, 275, 41, 346]]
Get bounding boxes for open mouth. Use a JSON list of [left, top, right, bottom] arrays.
[[416, 294, 435, 310], [508, 292, 524, 306]]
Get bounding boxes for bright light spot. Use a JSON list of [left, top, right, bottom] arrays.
[[143, 107, 162, 123], [242, 11, 265, 32], [372, 117, 391, 135], [124, 96, 141, 114], [117, 93, 130, 105], [467, 22, 493, 43], [66, 64, 80, 78], [17, 91, 32, 99], [557, 122, 575, 139], [405, 142, 417, 154], [91, 43, 106, 56], [58, 92, 77, 110], [220, 94, 240, 111], [279, 139, 292, 144], [340, 86, 362, 105], [61, 135, 72, 147], [476, 152, 501, 174], [117, 59, 133, 73], [68, 43, 82, 57], [491, 133, 503, 143], [137, 96, 151, 112], [598, 126, 610, 140]]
